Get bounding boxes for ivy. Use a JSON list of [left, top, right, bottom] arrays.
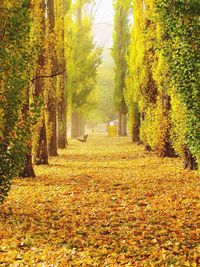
[[156, 0, 200, 167], [0, 0, 33, 202]]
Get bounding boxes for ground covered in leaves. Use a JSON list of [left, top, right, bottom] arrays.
[[0, 135, 200, 266]]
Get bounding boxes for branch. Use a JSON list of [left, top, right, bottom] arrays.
[[31, 69, 66, 82]]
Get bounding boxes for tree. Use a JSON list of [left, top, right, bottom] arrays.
[[65, 0, 102, 138], [33, 0, 49, 165], [88, 49, 117, 125], [156, 0, 200, 169], [57, 0, 70, 149], [127, 0, 175, 157], [46, 0, 58, 156], [126, 0, 198, 169], [0, 0, 35, 201], [112, 0, 131, 136]]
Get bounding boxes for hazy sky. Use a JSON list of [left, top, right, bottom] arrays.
[[94, 0, 114, 25], [93, 0, 114, 48]]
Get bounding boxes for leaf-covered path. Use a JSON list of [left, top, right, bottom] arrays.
[[0, 136, 200, 266]]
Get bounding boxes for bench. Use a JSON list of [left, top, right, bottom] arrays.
[[77, 134, 88, 143]]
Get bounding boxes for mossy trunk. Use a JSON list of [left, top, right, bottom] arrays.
[[21, 87, 35, 178], [58, 1, 67, 149], [47, 0, 58, 157], [34, 1, 49, 164], [35, 116, 48, 165], [132, 103, 140, 143]]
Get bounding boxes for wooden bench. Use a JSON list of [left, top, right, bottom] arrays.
[[77, 134, 88, 143]]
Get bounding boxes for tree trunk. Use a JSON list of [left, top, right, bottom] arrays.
[[71, 111, 79, 138], [22, 153, 36, 178], [163, 140, 177, 158], [184, 147, 198, 170], [161, 94, 176, 158], [58, 2, 67, 149], [118, 112, 127, 136], [58, 73, 67, 148], [79, 116, 85, 136], [132, 103, 140, 142], [47, 93, 58, 156], [47, 0, 58, 156], [71, 111, 85, 138], [35, 115, 48, 165], [34, 0, 49, 164], [21, 87, 35, 178]]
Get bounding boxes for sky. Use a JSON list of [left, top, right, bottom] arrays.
[[94, 0, 114, 25], [93, 0, 114, 48]]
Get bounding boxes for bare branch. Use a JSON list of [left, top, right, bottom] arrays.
[[31, 69, 66, 82]]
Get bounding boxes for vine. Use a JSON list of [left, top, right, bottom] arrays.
[[156, 0, 200, 168]]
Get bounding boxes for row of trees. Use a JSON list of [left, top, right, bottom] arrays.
[[112, 0, 199, 169], [1, 0, 199, 202], [65, 1, 102, 138], [0, 0, 101, 203]]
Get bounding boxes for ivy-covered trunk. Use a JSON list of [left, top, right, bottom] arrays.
[[58, 72, 67, 148], [47, 0, 58, 157], [132, 103, 140, 143], [156, 0, 200, 169], [160, 93, 176, 158], [21, 87, 35, 178], [58, 5, 67, 149], [112, 1, 130, 137], [35, 116, 48, 165], [34, 0, 49, 164], [47, 92, 58, 156]]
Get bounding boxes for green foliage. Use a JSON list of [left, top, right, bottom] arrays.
[[156, 0, 200, 166], [0, 0, 32, 202], [127, 0, 172, 156], [112, 0, 131, 113], [65, 3, 102, 118], [87, 49, 116, 125], [126, 0, 199, 164]]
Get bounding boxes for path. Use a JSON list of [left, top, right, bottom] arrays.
[[0, 135, 199, 266]]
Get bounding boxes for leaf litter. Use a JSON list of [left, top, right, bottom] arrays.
[[0, 136, 199, 266]]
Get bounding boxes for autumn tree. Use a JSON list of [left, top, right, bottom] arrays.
[[112, 0, 131, 136], [0, 0, 35, 201], [96, 51, 116, 123], [156, 0, 199, 169], [126, 0, 175, 157], [126, 0, 199, 169], [66, 0, 102, 138], [0, 0, 70, 201], [46, 0, 59, 156], [56, 0, 70, 149], [33, 0, 49, 165]]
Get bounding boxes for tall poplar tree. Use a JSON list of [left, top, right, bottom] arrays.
[[0, 0, 35, 199], [46, 0, 58, 156], [57, 0, 70, 149], [34, 0, 49, 165], [66, 0, 102, 138], [112, 0, 131, 136]]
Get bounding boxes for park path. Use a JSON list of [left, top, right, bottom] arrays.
[[0, 135, 200, 266]]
